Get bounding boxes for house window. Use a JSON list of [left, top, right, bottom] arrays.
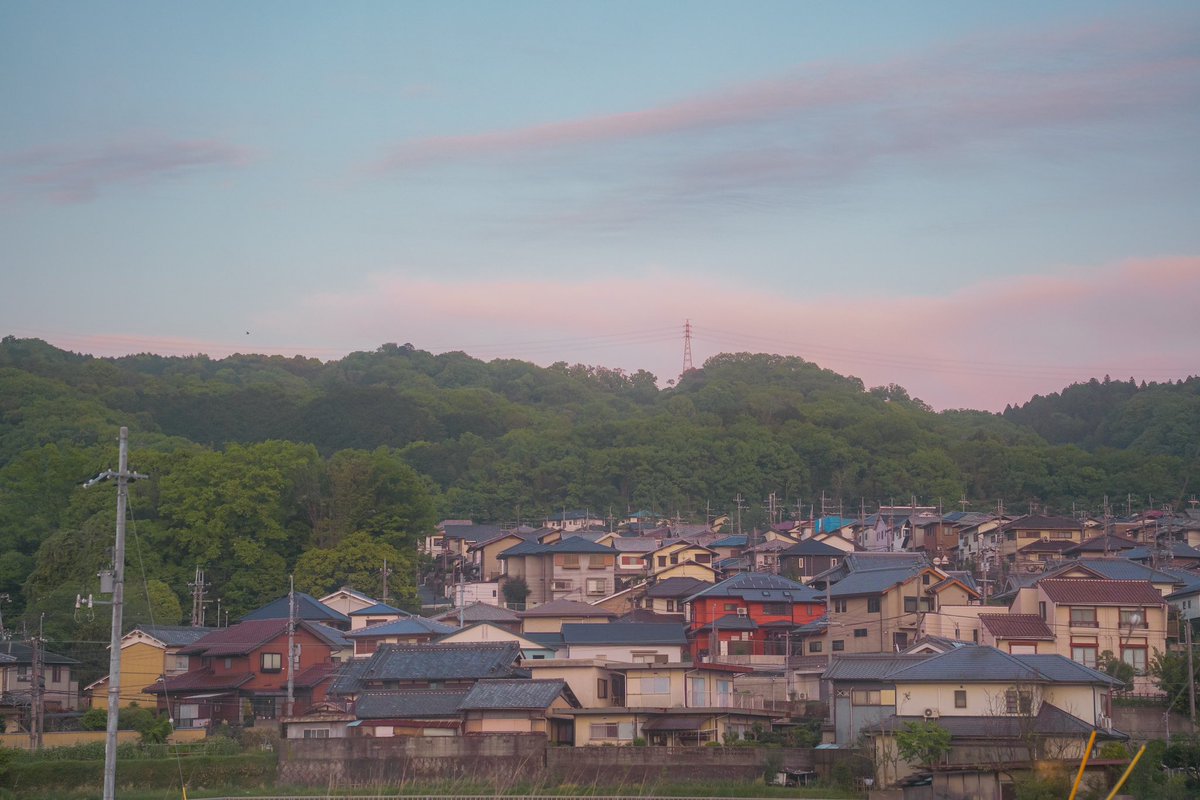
[[762, 602, 788, 616], [696, 553, 711, 563], [1038, 601, 1046, 620], [1119, 609, 1147, 628], [1121, 646, 1147, 675], [590, 722, 633, 740], [639, 677, 670, 694], [303, 728, 330, 738], [724, 603, 738, 612], [51, 666, 62, 683], [1005, 689, 1033, 715], [223, 657, 232, 670], [904, 597, 918, 613], [854, 628, 868, 638], [832, 640, 845, 651], [867, 598, 881, 613], [261, 653, 282, 672], [833, 599, 847, 613], [586, 578, 607, 596], [851, 690, 881, 706], [1050, 530, 1074, 539], [597, 679, 608, 699], [561, 554, 580, 570], [954, 690, 967, 708], [809, 641, 823, 653], [658, 556, 668, 568], [1069, 607, 1097, 628], [589, 555, 610, 569], [1071, 644, 1098, 668], [922, 574, 931, 585], [16, 665, 30, 682]]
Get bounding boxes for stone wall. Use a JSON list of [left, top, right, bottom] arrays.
[[279, 737, 829, 789]]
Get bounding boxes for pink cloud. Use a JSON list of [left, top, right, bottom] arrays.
[[368, 14, 1199, 187], [1, 138, 252, 203]]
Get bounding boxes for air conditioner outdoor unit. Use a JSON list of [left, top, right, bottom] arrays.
[[736, 607, 749, 616], [1098, 715, 1112, 729], [923, 708, 939, 719]]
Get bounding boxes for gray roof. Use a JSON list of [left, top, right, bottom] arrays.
[[1014, 654, 1125, 686], [329, 657, 372, 696], [704, 614, 758, 631], [349, 602, 409, 617], [355, 690, 469, 719], [355, 642, 523, 685], [0, 641, 78, 665], [684, 572, 823, 603], [520, 598, 615, 618], [822, 654, 932, 681], [134, 625, 215, 647], [241, 592, 349, 624], [876, 703, 1114, 739], [1045, 558, 1179, 584], [780, 539, 845, 557], [645, 577, 711, 598], [561, 622, 688, 646], [435, 602, 521, 624], [346, 616, 457, 638], [886, 646, 1044, 683], [498, 537, 617, 558], [459, 679, 571, 710], [828, 566, 924, 598]]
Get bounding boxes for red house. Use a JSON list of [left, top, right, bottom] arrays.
[[145, 618, 345, 728], [684, 573, 825, 661]]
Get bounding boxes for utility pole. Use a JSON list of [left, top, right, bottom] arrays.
[[189, 566, 208, 626], [380, 559, 390, 604], [85, 426, 147, 800], [29, 626, 43, 750], [1186, 622, 1197, 732], [286, 575, 296, 719]]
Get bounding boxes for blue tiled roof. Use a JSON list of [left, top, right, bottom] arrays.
[[828, 567, 922, 598], [561, 622, 688, 646], [886, 646, 1042, 683], [241, 592, 349, 624], [711, 535, 748, 547], [346, 616, 457, 638], [497, 537, 617, 558], [349, 602, 409, 617]]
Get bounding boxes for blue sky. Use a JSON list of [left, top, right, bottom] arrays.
[[2, 1, 1197, 410]]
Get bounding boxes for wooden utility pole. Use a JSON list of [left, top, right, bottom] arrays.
[[1187, 622, 1197, 732], [286, 575, 296, 718], [29, 630, 43, 750]]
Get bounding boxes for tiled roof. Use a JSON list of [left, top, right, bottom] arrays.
[[132, 625, 215, 647], [358, 642, 523, 683], [0, 642, 78, 666], [1127, 542, 1200, 561], [1059, 558, 1180, 584], [349, 602, 409, 617], [441, 524, 506, 541], [519, 598, 615, 618], [146, 670, 253, 695], [178, 619, 292, 656], [1019, 539, 1076, 553], [886, 646, 1043, 683], [356, 690, 468, 719], [241, 592, 349, 625], [822, 654, 932, 680], [1038, 578, 1165, 605], [1014, 655, 1124, 686], [497, 537, 617, 558], [610, 538, 663, 552], [876, 703, 1108, 739], [828, 567, 923, 598], [780, 539, 845, 557], [843, 552, 929, 571], [346, 616, 457, 638], [292, 662, 338, 688], [328, 657, 373, 696], [1066, 534, 1139, 553], [684, 572, 822, 603], [458, 679, 571, 710], [999, 515, 1083, 532], [435, 602, 521, 624], [710, 535, 749, 547], [561, 622, 688, 646], [979, 614, 1054, 640], [702, 614, 757, 631], [645, 577, 711, 598]]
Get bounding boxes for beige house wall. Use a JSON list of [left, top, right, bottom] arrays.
[[526, 661, 615, 708]]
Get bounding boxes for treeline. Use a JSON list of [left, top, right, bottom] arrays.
[[0, 336, 1195, 646]]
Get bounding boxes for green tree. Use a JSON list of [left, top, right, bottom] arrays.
[[894, 720, 952, 767], [294, 532, 414, 608]]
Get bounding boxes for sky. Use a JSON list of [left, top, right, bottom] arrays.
[[2, 1, 1198, 412]]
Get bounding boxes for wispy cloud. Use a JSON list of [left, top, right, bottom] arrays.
[[1, 137, 252, 203], [366, 13, 1199, 227]]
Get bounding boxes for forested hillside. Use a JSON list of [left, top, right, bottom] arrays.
[[0, 336, 1195, 648]]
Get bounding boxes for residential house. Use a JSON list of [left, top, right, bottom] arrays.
[[610, 536, 661, 585], [855, 646, 1125, 792], [978, 614, 1057, 655], [643, 540, 718, 574], [821, 653, 932, 744], [345, 616, 457, 657], [436, 622, 561, 660], [685, 573, 825, 661], [242, 592, 351, 631], [0, 641, 80, 732], [86, 624, 212, 710], [499, 537, 618, 607], [813, 552, 979, 656], [319, 587, 378, 617], [858, 506, 939, 552], [1164, 570, 1200, 627], [145, 618, 344, 727], [643, 577, 710, 618], [434, 601, 522, 632], [519, 598, 616, 634], [743, 539, 794, 573], [779, 538, 846, 583], [1013, 578, 1167, 691], [560, 622, 688, 662], [348, 602, 408, 631], [470, 529, 540, 582], [329, 641, 525, 702], [544, 510, 606, 532], [708, 534, 748, 562], [994, 515, 1087, 566]]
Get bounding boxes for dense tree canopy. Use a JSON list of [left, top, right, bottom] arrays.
[[0, 336, 1194, 685]]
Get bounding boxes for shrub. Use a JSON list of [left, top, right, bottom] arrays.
[[78, 709, 106, 731], [631, 737, 647, 747]]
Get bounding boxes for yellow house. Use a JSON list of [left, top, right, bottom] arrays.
[[647, 561, 721, 583], [87, 625, 213, 709], [644, 541, 717, 573]]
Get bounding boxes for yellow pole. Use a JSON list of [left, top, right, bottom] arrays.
[[1102, 744, 1147, 800], [1066, 729, 1097, 800]]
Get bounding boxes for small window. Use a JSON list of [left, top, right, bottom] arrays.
[[1069, 607, 1098, 627], [954, 690, 967, 708], [763, 602, 788, 616], [303, 728, 330, 738], [1005, 689, 1033, 715], [832, 640, 845, 651], [904, 597, 918, 613], [922, 574, 931, 585], [809, 640, 823, 653], [854, 628, 868, 638], [597, 679, 608, 699], [223, 657, 232, 670], [261, 653, 282, 672], [833, 599, 847, 613], [1038, 601, 1046, 620], [867, 597, 881, 613], [51, 666, 63, 683]]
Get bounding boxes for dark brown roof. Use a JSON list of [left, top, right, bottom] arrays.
[[979, 614, 1055, 640], [145, 671, 254, 695], [519, 598, 615, 618], [999, 515, 1084, 532], [1039, 578, 1165, 605]]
